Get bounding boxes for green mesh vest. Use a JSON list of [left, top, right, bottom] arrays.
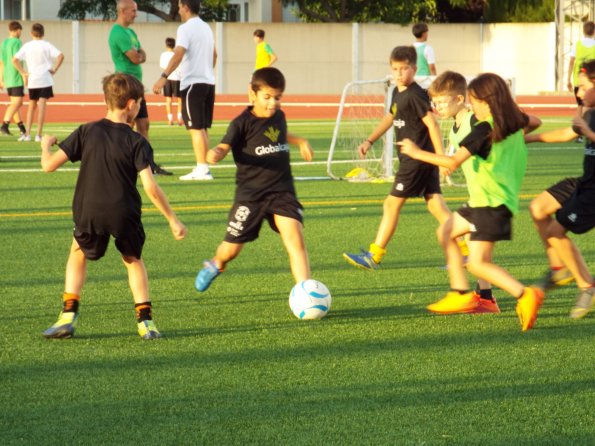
[[415, 43, 430, 76]]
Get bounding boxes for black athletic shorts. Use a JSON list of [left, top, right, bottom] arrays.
[[457, 204, 513, 241], [28, 86, 53, 100], [6, 86, 24, 97], [163, 80, 180, 98], [74, 226, 146, 261], [181, 83, 215, 130], [547, 177, 580, 204], [223, 191, 303, 244], [136, 98, 149, 120], [390, 164, 441, 198], [556, 189, 595, 235]]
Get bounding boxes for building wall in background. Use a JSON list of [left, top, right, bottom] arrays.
[[0, 21, 556, 95]]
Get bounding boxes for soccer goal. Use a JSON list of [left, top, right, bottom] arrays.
[[326, 75, 516, 185]]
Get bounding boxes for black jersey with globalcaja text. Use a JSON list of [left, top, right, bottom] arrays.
[[390, 82, 434, 168], [221, 106, 295, 202], [58, 119, 151, 237]]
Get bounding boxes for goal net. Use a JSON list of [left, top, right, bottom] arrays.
[[326, 75, 516, 186]]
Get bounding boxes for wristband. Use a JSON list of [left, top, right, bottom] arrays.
[[161, 72, 168, 79], [366, 139, 374, 145]]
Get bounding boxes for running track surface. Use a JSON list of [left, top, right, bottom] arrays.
[[0, 94, 579, 123]]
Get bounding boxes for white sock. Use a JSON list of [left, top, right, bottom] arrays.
[[167, 113, 173, 121]]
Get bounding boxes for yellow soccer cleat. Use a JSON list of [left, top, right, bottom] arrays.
[[43, 311, 78, 339], [569, 287, 595, 320], [426, 291, 478, 314], [137, 320, 162, 340], [516, 287, 544, 332]]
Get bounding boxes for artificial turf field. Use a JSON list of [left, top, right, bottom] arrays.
[[0, 118, 593, 445]]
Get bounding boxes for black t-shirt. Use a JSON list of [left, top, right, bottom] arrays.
[[460, 113, 530, 159], [391, 82, 434, 168], [59, 119, 151, 236], [222, 107, 295, 202]]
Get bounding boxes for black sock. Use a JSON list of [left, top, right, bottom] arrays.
[[63, 299, 79, 313], [479, 288, 494, 302], [135, 302, 152, 322], [452, 289, 469, 294], [2, 121, 8, 126], [17, 122, 25, 133]]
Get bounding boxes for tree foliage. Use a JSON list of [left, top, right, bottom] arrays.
[[58, 0, 229, 22], [282, 0, 555, 23]]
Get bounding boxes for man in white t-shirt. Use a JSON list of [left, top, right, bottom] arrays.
[[13, 22, 63, 142], [153, 0, 217, 181]]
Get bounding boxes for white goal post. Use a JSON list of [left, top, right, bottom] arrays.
[[326, 75, 516, 184]]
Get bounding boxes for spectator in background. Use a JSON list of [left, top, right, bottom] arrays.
[[253, 29, 277, 71], [567, 21, 595, 123], [159, 37, 183, 126], [0, 21, 26, 137], [412, 22, 437, 77]]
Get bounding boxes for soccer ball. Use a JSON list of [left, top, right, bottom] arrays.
[[289, 279, 332, 320]]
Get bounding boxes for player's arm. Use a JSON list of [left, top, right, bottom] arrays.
[[524, 114, 542, 134], [358, 113, 393, 158], [139, 167, 187, 240], [422, 111, 445, 155], [213, 47, 218, 68], [50, 53, 64, 75], [12, 57, 26, 78], [398, 138, 470, 171], [40, 135, 69, 172], [153, 46, 185, 94], [124, 47, 146, 65], [571, 115, 595, 142], [207, 143, 231, 164], [525, 126, 578, 144], [288, 133, 313, 161], [567, 56, 575, 92]]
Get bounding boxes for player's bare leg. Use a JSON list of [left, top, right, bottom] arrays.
[[35, 98, 47, 138], [275, 214, 311, 283], [196, 242, 243, 292]]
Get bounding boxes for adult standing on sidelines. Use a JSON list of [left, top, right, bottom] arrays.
[[153, 0, 217, 181], [109, 0, 172, 175]]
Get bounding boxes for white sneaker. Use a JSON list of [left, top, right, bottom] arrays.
[[179, 167, 214, 181], [35, 135, 42, 142], [18, 134, 30, 142]]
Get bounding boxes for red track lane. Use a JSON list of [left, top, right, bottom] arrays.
[[0, 94, 578, 123]]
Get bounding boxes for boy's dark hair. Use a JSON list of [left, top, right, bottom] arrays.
[[468, 73, 526, 143], [581, 59, 595, 80], [253, 29, 265, 39], [8, 21, 22, 32], [103, 73, 145, 111], [390, 46, 417, 65], [179, 0, 201, 15], [31, 23, 44, 38], [251, 67, 285, 93], [412, 23, 429, 39], [584, 21, 595, 36], [165, 37, 175, 49], [429, 71, 467, 98]]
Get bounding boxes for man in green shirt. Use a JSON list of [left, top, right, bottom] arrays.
[[0, 21, 26, 136], [108, 0, 171, 175]]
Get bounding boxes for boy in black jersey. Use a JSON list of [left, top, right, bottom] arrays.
[[40, 73, 187, 340], [195, 67, 314, 292], [343, 45, 457, 271], [527, 61, 595, 319]]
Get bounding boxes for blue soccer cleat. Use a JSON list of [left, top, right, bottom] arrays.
[[43, 311, 78, 339], [342, 249, 379, 271], [195, 260, 221, 292]]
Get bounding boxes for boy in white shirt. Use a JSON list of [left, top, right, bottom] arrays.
[[12, 23, 63, 142], [159, 37, 183, 126]]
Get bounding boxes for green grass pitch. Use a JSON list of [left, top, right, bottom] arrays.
[[0, 118, 593, 445]]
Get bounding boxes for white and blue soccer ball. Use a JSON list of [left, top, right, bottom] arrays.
[[289, 279, 332, 320]]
